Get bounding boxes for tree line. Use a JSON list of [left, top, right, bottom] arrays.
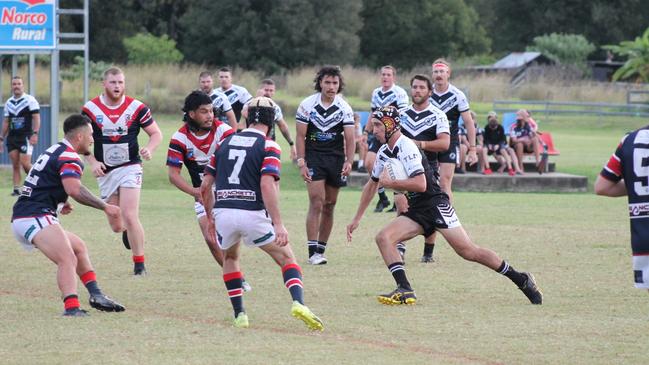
[[60, 0, 649, 72]]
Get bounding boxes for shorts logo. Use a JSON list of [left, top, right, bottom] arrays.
[[437, 203, 460, 227], [448, 152, 456, 159], [635, 270, 644, 284]]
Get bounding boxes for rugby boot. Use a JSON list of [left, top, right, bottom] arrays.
[[377, 285, 417, 305], [308, 253, 328, 265], [373, 198, 390, 213], [420, 254, 435, 263], [518, 272, 543, 305], [122, 231, 131, 250], [134, 266, 147, 276], [291, 301, 324, 331], [386, 204, 397, 213], [233, 312, 249, 328], [89, 294, 126, 312], [63, 307, 89, 317]]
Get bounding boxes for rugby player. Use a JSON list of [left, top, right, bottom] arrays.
[[295, 66, 355, 265], [197, 71, 238, 130], [82, 67, 163, 276], [365, 66, 409, 213], [346, 106, 543, 306], [216, 67, 253, 130], [595, 126, 649, 291], [200, 97, 323, 330], [11, 114, 125, 316], [1, 76, 40, 196]]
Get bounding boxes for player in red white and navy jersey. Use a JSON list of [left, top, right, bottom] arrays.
[[596, 126, 649, 290], [198, 71, 238, 130], [81, 67, 163, 276], [200, 97, 323, 330], [1, 76, 40, 196], [167, 91, 256, 291], [295, 66, 356, 264], [216, 67, 253, 131], [11, 114, 125, 316], [347, 106, 542, 306]]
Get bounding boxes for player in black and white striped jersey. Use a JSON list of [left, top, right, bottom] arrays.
[[296, 66, 356, 265], [216, 67, 253, 131], [198, 71, 237, 130], [364, 66, 410, 213]]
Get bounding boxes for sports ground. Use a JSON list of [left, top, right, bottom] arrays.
[[1, 114, 647, 364]]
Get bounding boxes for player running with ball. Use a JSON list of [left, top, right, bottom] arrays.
[[346, 106, 543, 305]]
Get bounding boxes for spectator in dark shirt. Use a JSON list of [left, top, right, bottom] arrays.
[[482, 111, 517, 175]]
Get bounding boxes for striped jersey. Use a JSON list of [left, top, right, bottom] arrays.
[[208, 89, 233, 116], [601, 126, 649, 255], [430, 83, 469, 142], [12, 140, 83, 219], [205, 128, 281, 211], [370, 85, 409, 112], [3, 93, 39, 138], [296, 93, 354, 157], [216, 84, 253, 123], [82, 95, 155, 171], [167, 119, 234, 188], [399, 103, 450, 166]]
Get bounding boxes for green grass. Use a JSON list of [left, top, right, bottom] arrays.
[[1, 114, 647, 364]]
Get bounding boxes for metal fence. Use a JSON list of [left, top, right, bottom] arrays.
[[0, 106, 53, 166], [492, 100, 649, 119]]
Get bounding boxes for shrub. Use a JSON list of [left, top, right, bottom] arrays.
[[123, 33, 183, 65], [526, 33, 595, 72]]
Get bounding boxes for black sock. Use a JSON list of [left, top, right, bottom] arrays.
[[282, 264, 304, 305], [378, 187, 388, 201], [497, 261, 526, 287], [134, 262, 145, 272], [423, 242, 435, 256], [317, 241, 327, 254], [223, 272, 245, 317], [307, 240, 317, 257], [388, 262, 411, 290]]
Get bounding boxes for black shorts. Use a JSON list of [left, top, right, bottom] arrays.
[[307, 153, 347, 188], [367, 133, 381, 153], [400, 194, 461, 237], [6, 135, 31, 154], [438, 141, 460, 164], [486, 143, 507, 156]]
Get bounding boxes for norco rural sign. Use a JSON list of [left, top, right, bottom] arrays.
[[0, 0, 56, 49]]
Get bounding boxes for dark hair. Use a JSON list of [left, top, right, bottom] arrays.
[[63, 114, 91, 135], [198, 71, 212, 79], [261, 78, 275, 86], [410, 74, 432, 90], [314, 66, 344, 93], [183, 90, 213, 113], [218, 67, 231, 74]]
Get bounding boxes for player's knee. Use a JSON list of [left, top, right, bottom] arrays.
[[322, 201, 336, 216], [59, 248, 78, 268], [122, 212, 140, 227], [374, 231, 390, 247], [308, 197, 325, 213]]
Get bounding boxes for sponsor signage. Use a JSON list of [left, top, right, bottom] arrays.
[[0, 0, 56, 49]]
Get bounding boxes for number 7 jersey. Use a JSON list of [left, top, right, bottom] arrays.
[[204, 128, 281, 211]]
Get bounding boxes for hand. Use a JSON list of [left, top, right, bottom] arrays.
[[341, 161, 352, 176], [378, 169, 393, 189], [289, 145, 297, 161], [300, 164, 312, 183], [92, 161, 107, 177], [466, 149, 478, 166], [193, 187, 203, 202], [139, 147, 152, 161], [60, 202, 73, 215], [29, 134, 38, 145], [104, 204, 123, 233], [346, 219, 360, 243], [206, 219, 218, 247], [273, 223, 289, 247]]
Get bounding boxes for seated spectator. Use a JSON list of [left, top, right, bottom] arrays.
[[482, 111, 517, 176], [458, 111, 483, 174], [354, 112, 368, 172], [509, 109, 540, 172]]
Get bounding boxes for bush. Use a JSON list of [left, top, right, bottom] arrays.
[[526, 33, 595, 72], [60, 56, 111, 81], [123, 33, 183, 65]]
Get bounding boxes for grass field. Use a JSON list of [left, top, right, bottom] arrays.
[[1, 114, 648, 365]]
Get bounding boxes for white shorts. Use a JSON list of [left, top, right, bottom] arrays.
[[633, 256, 649, 289], [195, 201, 207, 219], [212, 208, 276, 250], [98, 164, 143, 200], [11, 214, 60, 251]]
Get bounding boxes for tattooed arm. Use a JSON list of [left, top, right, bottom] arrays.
[[62, 178, 123, 232]]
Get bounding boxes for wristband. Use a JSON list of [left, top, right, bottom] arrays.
[[288, 141, 294, 146]]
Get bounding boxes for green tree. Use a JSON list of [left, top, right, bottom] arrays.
[[123, 33, 184, 64], [605, 27, 649, 83], [526, 33, 595, 70], [359, 0, 490, 69]]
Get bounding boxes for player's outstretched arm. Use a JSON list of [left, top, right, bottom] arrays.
[[141, 122, 163, 160], [168, 166, 200, 200], [347, 178, 379, 242], [414, 133, 450, 153], [261, 175, 288, 246], [594, 175, 627, 197], [84, 154, 106, 177], [380, 171, 426, 193], [62, 178, 123, 232]]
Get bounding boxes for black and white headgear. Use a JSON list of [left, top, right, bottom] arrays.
[[246, 97, 276, 133]]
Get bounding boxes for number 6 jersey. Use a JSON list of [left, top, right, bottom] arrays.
[[204, 128, 281, 211]]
